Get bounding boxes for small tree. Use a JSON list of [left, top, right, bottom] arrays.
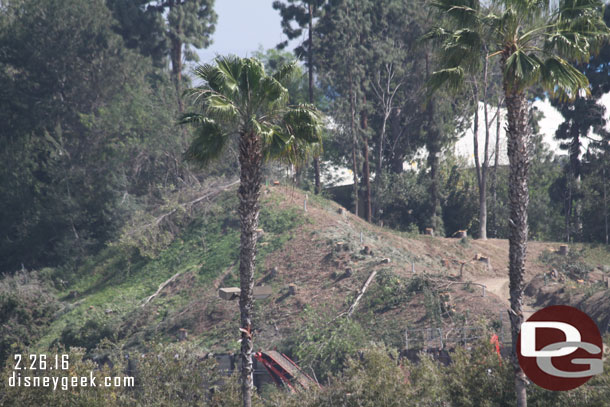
[[180, 55, 322, 407]]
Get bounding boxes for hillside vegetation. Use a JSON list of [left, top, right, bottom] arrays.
[[3, 185, 609, 361], [2, 185, 610, 406]]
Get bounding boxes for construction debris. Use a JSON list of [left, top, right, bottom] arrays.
[[254, 350, 318, 392], [218, 286, 273, 300], [219, 287, 241, 300]]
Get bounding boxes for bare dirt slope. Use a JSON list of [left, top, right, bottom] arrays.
[[226, 186, 563, 349], [135, 185, 602, 353]]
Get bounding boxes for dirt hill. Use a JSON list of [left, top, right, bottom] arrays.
[[30, 184, 610, 355]]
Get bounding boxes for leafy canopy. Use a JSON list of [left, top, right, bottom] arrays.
[[427, 0, 610, 99], [180, 55, 323, 165]]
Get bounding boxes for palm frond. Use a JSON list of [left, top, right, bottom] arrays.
[[272, 60, 299, 84], [183, 118, 230, 166], [503, 50, 543, 91], [213, 55, 242, 94], [420, 27, 453, 46], [177, 112, 208, 126], [206, 94, 240, 122], [259, 76, 289, 109], [282, 105, 324, 144], [443, 28, 483, 70], [540, 56, 590, 100], [240, 58, 266, 96], [427, 67, 466, 94]]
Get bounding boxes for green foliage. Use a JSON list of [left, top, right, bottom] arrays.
[[423, 285, 442, 324], [0, 0, 199, 274], [364, 270, 412, 312], [283, 307, 367, 382], [0, 342, 223, 407], [0, 271, 59, 365], [539, 248, 593, 280], [442, 340, 515, 407], [59, 318, 119, 352], [128, 342, 220, 407]]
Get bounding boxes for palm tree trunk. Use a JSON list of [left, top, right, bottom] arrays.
[[504, 89, 530, 407], [238, 131, 263, 407]]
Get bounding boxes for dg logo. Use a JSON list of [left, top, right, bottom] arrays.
[[517, 305, 604, 391]]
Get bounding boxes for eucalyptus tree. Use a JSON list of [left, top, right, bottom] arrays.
[[180, 56, 323, 407], [551, 6, 610, 242], [142, 0, 216, 111], [428, 0, 609, 404], [314, 0, 369, 215], [273, 0, 326, 193]]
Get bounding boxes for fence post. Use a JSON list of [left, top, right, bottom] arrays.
[[438, 327, 444, 349]]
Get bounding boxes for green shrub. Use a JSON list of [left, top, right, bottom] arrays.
[[283, 308, 367, 382], [59, 318, 118, 351], [0, 271, 59, 365]]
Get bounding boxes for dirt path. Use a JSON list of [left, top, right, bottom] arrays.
[[475, 276, 536, 319]]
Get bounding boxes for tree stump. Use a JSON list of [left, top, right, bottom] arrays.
[[178, 328, 188, 341], [424, 228, 434, 236], [288, 283, 298, 296], [558, 245, 569, 256], [360, 246, 372, 256], [455, 230, 467, 238]]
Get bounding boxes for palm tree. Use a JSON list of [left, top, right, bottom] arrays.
[[427, 0, 608, 405], [180, 55, 323, 407]]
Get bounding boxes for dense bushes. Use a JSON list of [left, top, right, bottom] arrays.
[[0, 271, 59, 365], [2, 336, 609, 406]]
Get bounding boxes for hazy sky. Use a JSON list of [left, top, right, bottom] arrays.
[[196, 0, 296, 65]]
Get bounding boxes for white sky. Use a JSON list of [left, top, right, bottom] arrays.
[[195, 0, 295, 65], [454, 97, 609, 167]]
